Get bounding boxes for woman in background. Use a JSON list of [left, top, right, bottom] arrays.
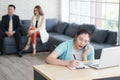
[[23, 5, 49, 56]]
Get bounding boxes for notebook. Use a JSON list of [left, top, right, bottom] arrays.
[[67, 61, 89, 70]]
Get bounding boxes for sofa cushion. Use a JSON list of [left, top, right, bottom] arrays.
[[54, 22, 69, 34], [48, 32, 73, 50], [4, 37, 15, 45], [49, 32, 73, 42], [65, 23, 81, 37], [46, 19, 58, 32], [80, 24, 96, 34], [3, 45, 17, 54], [4, 36, 28, 45], [104, 31, 117, 44], [91, 29, 108, 43], [20, 24, 29, 35], [21, 20, 31, 27]]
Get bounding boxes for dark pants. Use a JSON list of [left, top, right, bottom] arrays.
[[0, 31, 21, 54]]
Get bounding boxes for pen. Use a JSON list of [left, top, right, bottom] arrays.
[[76, 67, 85, 69], [73, 54, 76, 60]]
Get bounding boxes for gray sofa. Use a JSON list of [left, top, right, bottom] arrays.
[[0, 19, 117, 59], [0, 20, 50, 54], [47, 20, 117, 59]]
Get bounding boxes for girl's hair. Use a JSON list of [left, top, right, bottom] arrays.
[[34, 5, 44, 16], [76, 29, 91, 38]]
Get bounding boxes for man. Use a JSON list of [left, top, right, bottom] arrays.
[[0, 4, 22, 57]]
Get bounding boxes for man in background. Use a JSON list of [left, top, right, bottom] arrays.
[[0, 4, 22, 57]]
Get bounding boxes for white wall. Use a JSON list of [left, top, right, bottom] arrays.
[[117, 5, 120, 45], [60, 0, 69, 22], [0, 0, 60, 20]]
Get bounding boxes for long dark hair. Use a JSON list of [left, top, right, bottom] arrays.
[[76, 29, 91, 38], [34, 5, 44, 16], [74, 29, 91, 42]]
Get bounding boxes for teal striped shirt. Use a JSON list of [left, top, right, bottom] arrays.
[[55, 39, 95, 61]]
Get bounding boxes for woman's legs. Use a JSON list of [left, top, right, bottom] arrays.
[[23, 27, 35, 51], [31, 31, 40, 56], [23, 27, 40, 56], [23, 37, 31, 51]]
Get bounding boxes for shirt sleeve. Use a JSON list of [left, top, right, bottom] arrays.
[[87, 45, 95, 60], [54, 41, 68, 56]]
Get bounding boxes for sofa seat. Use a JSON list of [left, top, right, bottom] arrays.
[[91, 42, 116, 50], [3, 36, 49, 54], [4, 36, 28, 45]]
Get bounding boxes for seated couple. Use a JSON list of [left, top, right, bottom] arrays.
[[46, 29, 94, 69], [0, 4, 49, 57]]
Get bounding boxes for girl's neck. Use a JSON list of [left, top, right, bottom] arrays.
[[36, 15, 40, 20], [36, 15, 40, 17]]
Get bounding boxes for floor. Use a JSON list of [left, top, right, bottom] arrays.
[[0, 52, 49, 80]]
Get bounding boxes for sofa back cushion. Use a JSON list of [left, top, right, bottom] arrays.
[[54, 22, 69, 34], [80, 24, 96, 34], [104, 31, 117, 44], [20, 20, 31, 35], [91, 29, 108, 43], [21, 20, 31, 27], [20, 24, 29, 35], [65, 23, 81, 37], [46, 19, 58, 32]]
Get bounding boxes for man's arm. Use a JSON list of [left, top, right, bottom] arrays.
[[15, 15, 21, 32], [1, 16, 6, 32]]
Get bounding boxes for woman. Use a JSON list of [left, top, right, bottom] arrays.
[[46, 29, 94, 68], [23, 5, 49, 56]]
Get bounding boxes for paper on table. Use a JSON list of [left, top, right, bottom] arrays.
[[67, 61, 90, 70], [76, 61, 90, 69]]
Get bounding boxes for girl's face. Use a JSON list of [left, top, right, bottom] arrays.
[[74, 33, 90, 50], [34, 8, 39, 16]]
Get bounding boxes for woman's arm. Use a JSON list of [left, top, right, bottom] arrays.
[[28, 17, 34, 31], [46, 51, 79, 67], [27, 17, 35, 36], [82, 45, 95, 61], [35, 16, 45, 32], [46, 51, 69, 66], [39, 16, 45, 27], [82, 44, 89, 61]]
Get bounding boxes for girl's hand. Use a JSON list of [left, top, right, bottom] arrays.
[[82, 44, 89, 61], [28, 30, 35, 36], [67, 60, 79, 68]]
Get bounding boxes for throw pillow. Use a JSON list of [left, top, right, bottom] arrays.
[[54, 22, 69, 34], [91, 29, 108, 43]]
